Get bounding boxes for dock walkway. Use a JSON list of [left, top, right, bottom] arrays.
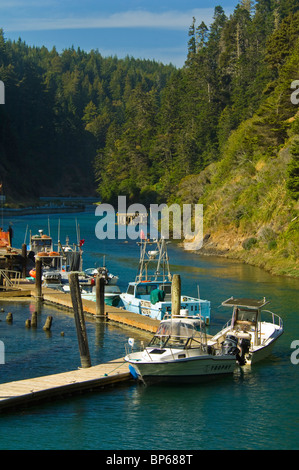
[[0, 280, 160, 333], [0, 281, 158, 412], [0, 358, 131, 412]]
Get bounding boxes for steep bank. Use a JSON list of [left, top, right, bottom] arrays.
[[179, 39, 299, 278]]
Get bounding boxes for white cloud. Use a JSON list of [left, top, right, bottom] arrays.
[[4, 8, 216, 32]]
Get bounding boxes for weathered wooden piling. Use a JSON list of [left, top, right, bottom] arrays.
[[6, 312, 13, 323], [21, 243, 27, 278], [43, 316, 53, 331], [35, 257, 42, 299], [96, 275, 105, 318], [69, 272, 91, 368], [171, 274, 181, 317], [31, 311, 37, 328], [25, 319, 31, 328]]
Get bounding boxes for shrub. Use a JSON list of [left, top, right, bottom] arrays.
[[242, 237, 258, 250]]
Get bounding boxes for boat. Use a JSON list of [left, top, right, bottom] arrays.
[[84, 266, 119, 285], [28, 229, 54, 255], [81, 284, 121, 306], [28, 229, 93, 288], [102, 284, 121, 306], [120, 238, 211, 324], [125, 311, 238, 385], [207, 297, 284, 365], [0, 227, 12, 248]]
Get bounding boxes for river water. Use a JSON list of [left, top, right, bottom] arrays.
[[0, 210, 298, 450]]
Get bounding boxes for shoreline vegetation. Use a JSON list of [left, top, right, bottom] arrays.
[[2, 200, 298, 278], [0, 2, 298, 280], [1, 205, 85, 216]]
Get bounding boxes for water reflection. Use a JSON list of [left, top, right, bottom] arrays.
[[0, 212, 298, 450]]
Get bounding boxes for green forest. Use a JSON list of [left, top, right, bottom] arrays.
[[0, 0, 298, 276]]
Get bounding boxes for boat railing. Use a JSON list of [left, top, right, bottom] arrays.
[[0, 269, 21, 288], [135, 273, 171, 283], [221, 318, 233, 331], [220, 309, 283, 331], [261, 310, 283, 329]]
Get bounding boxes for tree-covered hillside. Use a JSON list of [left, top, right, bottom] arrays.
[[92, 0, 299, 207], [0, 0, 298, 275], [174, 1, 299, 276], [0, 35, 174, 199]]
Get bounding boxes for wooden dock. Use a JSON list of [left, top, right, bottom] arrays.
[[0, 280, 160, 412], [0, 280, 160, 333], [0, 279, 162, 411], [0, 358, 132, 412]]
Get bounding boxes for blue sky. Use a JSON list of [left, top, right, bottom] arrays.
[[1, 0, 239, 67]]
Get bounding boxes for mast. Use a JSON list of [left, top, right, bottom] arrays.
[[135, 238, 172, 283]]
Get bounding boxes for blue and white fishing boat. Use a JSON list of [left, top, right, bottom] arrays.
[[120, 238, 211, 324]]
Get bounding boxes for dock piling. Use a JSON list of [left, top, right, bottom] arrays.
[[6, 312, 13, 323], [171, 274, 181, 317], [21, 243, 27, 278], [35, 258, 42, 300], [69, 272, 91, 368], [31, 311, 37, 328], [96, 275, 105, 318], [43, 315, 52, 331]]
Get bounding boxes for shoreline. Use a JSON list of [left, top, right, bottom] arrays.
[[180, 234, 299, 279], [1, 206, 85, 216], [191, 246, 299, 279]]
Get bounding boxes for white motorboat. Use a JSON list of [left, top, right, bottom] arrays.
[[125, 312, 238, 385], [120, 238, 211, 324], [208, 297, 284, 365], [84, 267, 119, 285]]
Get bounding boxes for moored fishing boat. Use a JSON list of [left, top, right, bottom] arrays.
[[28, 229, 92, 288], [125, 311, 238, 385], [81, 284, 121, 306], [120, 238, 211, 324], [84, 266, 119, 285], [208, 297, 284, 365]]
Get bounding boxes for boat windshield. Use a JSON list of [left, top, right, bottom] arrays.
[[233, 308, 258, 330], [149, 319, 204, 349], [136, 284, 158, 296]]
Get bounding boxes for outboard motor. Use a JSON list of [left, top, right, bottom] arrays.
[[236, 338, 251, 366], [222, 334, 239, 356]]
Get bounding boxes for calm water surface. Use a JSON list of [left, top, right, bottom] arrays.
[[0, 211, 298, 450]]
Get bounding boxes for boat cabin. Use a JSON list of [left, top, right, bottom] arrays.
[[30, 230, 53, 254], [148, 317, 207, 350], [222, 297, 270, 346], [126, 281, 172, 301]]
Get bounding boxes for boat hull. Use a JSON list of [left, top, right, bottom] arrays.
[[104, 295, 120, 307], [120, 294, 211, 324], [209, 322, 284, 365], [247, 329, 284, 365], [126, 355, 236, 384]]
